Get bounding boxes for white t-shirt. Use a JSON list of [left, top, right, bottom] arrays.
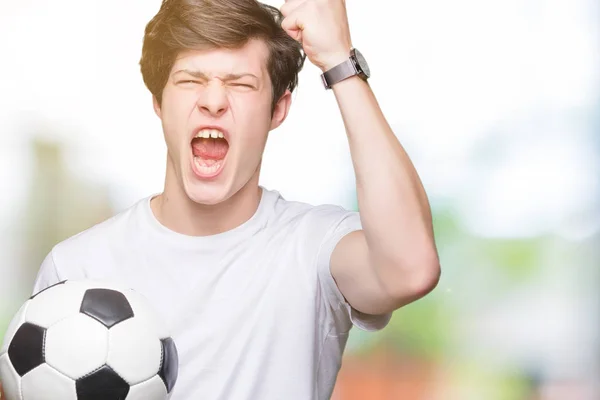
[[32, 186, 392, 400]]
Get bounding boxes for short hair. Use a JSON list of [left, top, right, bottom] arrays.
[[139, 0, 306, 113]]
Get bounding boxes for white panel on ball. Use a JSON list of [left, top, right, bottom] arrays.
[[25, 283, 87, 329], [0, 301, 30, 357], [126, 375, 168, 400], [107, 318, 162, 385], [0, 354, 22, 400], [44, 314, 108, 380], [21, 364, 77, 400], [122, 289, 170, 339]]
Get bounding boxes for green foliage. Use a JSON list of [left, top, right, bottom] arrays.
[[445, 362, 534, 400], [384, 291, 451, 359], [431, 202, 465, 244], [474, 239, 543, 281], [432, 201, 544, 283]]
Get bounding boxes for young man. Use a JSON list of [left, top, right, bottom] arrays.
[[1, 0, 440, 398]]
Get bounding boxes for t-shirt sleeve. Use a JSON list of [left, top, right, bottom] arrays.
[[31, 250, 62, 296], [315, 207, 392, 333]]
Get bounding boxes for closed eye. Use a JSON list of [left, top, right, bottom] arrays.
[[177, 80, 255, 89], [229, 83, 255, 88]]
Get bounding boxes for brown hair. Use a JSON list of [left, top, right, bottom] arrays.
[[139, 0, 306, 114]]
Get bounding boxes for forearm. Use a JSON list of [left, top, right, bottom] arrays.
[[332, 76, 438, 282]]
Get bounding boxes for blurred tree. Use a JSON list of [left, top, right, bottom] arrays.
[[19, 137, 114, 286]]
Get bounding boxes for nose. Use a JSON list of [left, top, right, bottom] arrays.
[[196, 81, 229, 118]]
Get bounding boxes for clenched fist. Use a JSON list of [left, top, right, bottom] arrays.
[[280, 0, 353, 72]]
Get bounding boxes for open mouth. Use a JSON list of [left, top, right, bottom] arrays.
[[191, 128, 230, 177]]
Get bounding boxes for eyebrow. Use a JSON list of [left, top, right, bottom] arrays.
[[173, 69, 259, 81]]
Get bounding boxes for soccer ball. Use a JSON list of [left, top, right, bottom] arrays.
[[0, 280, 179, 400]]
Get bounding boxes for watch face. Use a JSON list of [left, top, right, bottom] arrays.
[[353, 49, 370, 78]]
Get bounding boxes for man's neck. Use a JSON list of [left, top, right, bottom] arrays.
[[150, 180, 263, 237]]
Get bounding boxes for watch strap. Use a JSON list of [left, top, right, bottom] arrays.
[[321, 59, 357, 89]]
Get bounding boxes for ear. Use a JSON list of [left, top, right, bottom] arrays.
[[152, 95, 162, 119], [269, 89, 293, 131]]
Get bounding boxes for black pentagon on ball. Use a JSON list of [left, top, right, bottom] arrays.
[[29, 280, 67, 299], [8, 322, 46, 376], [159, 337, 179, 393], [80, 288, 134, 328], [76, 364, 130, 400]]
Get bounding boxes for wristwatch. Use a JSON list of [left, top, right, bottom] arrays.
[[321, 48, 370, 89]]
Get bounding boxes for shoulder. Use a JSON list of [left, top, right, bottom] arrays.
[[51, 196, 150, 268], [32, 196, 151, 294], [265, 187, 360, 236]]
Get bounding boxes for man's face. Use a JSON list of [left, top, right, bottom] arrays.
[[155, 39, 291, 205]]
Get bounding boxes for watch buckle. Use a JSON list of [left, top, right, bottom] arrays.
[[321, 73, 331, 90]]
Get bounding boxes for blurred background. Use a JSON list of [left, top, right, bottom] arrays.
[[0, 0, 598, 398]]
